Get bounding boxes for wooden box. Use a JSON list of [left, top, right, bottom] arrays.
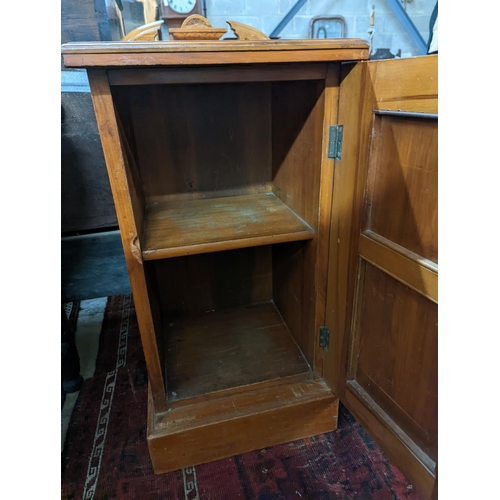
[[62, 40, 437, 498]]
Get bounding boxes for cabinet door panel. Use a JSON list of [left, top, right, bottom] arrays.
[[365, 114, 438, 263], [352, 261, 438, 461], [324, 55, 438, 499]]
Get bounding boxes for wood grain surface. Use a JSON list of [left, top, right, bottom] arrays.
[[271, 79, 325, 367], [352, 263, 438, 462], [61, 39, 369, 67], [148, 379, 338, 473], [154, 246, 272, 317], [142, 193, 314, 260], [87, 69, 167, 412], [364, 114, 438, 263], [112, 81, 272, 200], [62, 38, 368, 53], [80, 42, 371, 475], [359, 233, 438, 302], [324, 55, 438, 499], [165, 302, 311, 401], [370, 56, 438, 113], [313, 63, 341, 378], [108, 63, 327, 86]]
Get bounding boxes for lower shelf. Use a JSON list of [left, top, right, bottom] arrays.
[[165, 302, 311, 402], [148, 378, 339, 473]]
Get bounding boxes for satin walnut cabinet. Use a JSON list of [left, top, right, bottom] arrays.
[[62, 39, 437, 499]]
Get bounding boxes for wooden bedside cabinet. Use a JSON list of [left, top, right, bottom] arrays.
[[62, 39, 437, 498]]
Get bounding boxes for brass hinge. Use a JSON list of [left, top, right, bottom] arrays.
[[328, 125, 343, 160], [319, 326, 330, 350]]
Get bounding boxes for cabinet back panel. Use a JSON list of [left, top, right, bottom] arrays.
[[271, 80, 325, 366], [154, 246, 272, 318], [112, 82, 272, 200]]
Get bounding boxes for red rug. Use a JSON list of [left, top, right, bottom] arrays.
[[61, 295, 423, 499]]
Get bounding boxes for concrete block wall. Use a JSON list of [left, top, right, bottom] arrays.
[[206, 0, 436, 57]]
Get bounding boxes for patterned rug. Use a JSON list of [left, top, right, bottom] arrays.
[[61, 295, 423, 500]]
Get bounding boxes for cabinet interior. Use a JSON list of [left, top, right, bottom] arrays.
[[112, 74, 326, 404]]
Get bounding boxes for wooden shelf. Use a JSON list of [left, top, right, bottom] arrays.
[[142, 193, 314, 260], [165, 302, 312, 402]]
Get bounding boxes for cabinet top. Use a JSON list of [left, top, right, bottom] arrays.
[[61, 39, 369, 68]]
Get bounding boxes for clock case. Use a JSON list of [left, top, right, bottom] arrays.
[[160, 0, 202, 29]]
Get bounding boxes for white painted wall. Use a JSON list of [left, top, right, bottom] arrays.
[[206, 0, 436, 57]]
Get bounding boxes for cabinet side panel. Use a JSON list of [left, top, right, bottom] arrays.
[[97, 81, 147, 239], [271, 80, 325, 365], [143, 261, 166, 389], [87, 69, 167, 412]]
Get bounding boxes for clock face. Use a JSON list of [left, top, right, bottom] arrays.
[[164, 0, 196, 14]]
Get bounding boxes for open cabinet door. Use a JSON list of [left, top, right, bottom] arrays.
[[323, 55, 438, 498]]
